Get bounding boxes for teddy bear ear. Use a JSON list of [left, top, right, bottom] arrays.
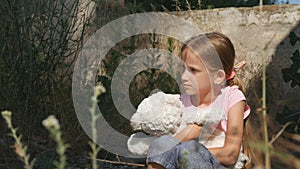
[[213, 70, 226, 85], [130, 113, 142, 130]]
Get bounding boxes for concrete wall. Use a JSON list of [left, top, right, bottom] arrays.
[[174, 5, 299, 86]]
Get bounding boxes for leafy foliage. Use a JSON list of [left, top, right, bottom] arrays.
[[282, 32, 300, 88], [0, 0, 90, 146], [276, 106, 300, 133]]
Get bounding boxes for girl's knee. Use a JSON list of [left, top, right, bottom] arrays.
[[180, 139, 201, 148]]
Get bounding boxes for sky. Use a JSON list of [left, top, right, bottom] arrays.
[[288, 0, 300, 4]]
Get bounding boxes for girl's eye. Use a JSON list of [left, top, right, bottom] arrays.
[[190, 67, 199, 73]]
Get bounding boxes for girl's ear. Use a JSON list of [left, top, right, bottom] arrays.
[[213, 70, 226, 85]]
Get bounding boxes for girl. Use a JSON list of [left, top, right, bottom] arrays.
[[147, 32, 251, 169]]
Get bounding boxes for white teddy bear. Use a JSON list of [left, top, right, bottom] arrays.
[[128, 91, 223, 154], [128, 91, 182, 155], [127, 91, 248, 169]]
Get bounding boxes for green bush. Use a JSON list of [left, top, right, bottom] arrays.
[[0, 0, 89, 150]]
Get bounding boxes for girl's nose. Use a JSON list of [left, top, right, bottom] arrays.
[[181, 69, 189, 82]]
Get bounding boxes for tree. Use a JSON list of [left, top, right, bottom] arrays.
[[0, 0, 93, 138]]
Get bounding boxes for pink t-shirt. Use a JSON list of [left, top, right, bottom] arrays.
[[180, 85, 250, 132]]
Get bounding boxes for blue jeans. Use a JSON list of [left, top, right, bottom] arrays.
[[147, 135, 224, 169]]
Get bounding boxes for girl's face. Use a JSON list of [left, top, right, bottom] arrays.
[[181, 48, 212, 96]]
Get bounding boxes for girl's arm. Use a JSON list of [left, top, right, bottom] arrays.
[[208, 101, 245, 166], [174, 124, 202, 142]]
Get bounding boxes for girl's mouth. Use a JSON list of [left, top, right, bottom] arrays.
[[183, 84, 191, 87]]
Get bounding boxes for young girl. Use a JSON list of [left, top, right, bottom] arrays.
[[146, 32, 250, 169]]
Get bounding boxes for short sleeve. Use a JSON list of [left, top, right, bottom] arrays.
[[219, 86, 251, 131], [226, 86, 250, 119]]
